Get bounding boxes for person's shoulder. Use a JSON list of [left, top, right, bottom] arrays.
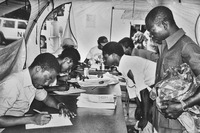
[[137, 49, 154, 54], [2, 69, 28, 86], [180, 35, 199, 49], [122, 55, 142, 62], [0, 74, 21, 95], [90, 46, 98, 50], [2, 73, 21, 86]]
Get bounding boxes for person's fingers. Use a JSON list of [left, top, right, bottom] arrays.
[[160, 104, 168, 110], [39, 111, 49, 114], [59, 108, 64, 116], [67, 111, 76, 118]]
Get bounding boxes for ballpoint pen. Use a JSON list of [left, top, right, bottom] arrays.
[[33, 109, 42, 114], [33, 109, 52, 119]]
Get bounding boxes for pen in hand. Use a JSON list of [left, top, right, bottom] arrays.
[[33, 109, 52, 118], [33, 109, 43, 114], [33, 109, 52, 125]]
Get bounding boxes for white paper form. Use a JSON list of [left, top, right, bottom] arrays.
[[77, 94, 116, 109], [54, 87, 86, 95], [26, 114, 72, 129]]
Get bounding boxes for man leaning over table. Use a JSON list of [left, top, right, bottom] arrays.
[[0, 53, 75, 132], [44, 46, 81, 92], [102, 42, 156, 131], [84, 36, 108, 69]]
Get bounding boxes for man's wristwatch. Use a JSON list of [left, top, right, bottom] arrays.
[[57, 102, 66, 109]]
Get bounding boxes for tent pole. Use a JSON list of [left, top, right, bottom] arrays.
[[109, 6, 114, 42]]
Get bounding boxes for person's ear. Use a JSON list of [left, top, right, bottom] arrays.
[[35, 66, 42, 72], [112, 53, 119, 59], [63, 57, 71, 63], [111, 53, 116, 58], [162, 20, 169, 30]]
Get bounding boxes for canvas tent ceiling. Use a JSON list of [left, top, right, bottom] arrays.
[[0, 0, 200, 65], [0, 0, 28, 16]]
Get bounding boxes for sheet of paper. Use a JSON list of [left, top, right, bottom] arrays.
[[77, 100, 116, 109], [77, 94, 116, 109], [26, 114, 72, 129], [54, 87, 86, 95], [79, 93, 115, 103], [78, 78, 118, 87]]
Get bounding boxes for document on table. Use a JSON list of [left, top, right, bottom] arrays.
[[78, 78, 118, 87], [54, 87, 86, 95], [82, 93, 115, 103], [77, 94, 116, 109], [25, 114, 72, 129]]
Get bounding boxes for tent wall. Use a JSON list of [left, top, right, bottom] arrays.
[[72, 1, 133, 61], [25, 0, 200, 65], [1, 0, 200, 67], [64, 1, 200, 61], [26, 0, 74, 66]]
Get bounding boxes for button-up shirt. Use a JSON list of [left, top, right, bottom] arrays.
[[156, 28, 200, 82], [0, 69, 47, 117], [154, 28, 200, 131]]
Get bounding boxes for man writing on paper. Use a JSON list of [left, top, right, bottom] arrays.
[[0, 53, 75, 132]]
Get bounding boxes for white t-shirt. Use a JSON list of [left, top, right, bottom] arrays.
[[117, 55, 156, 100], [86, 46, 103, 69]]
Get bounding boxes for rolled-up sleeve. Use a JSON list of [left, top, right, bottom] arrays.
[[35, 89, 48, 101]]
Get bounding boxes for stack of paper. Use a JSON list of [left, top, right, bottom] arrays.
[[77, 94, 116, 109]]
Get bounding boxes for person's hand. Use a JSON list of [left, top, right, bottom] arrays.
[[69, 82, 81, 88], [57, 84, 70, 91], [58, 75, 71, 82], [132, 31, 146, 43], [137, 118, 148, 130], [33, 112, 51, 125], [58, 103, 76, 118], [135, 106, 142, 120], [161, 101, 183, 119]]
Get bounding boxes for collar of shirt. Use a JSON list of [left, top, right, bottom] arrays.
[[164, 28, 185, 50], [23, 68, 33, 88]]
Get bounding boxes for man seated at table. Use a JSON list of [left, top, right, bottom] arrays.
[[45, 47, 81, 92], [0, 53, 76, 132], [84, 36, 108, 69], [102, 42, 156, 131]]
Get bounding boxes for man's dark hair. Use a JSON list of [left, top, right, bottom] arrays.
[[102, 41, 124, 57], [118, 37, 134, 49], [97, 36, 108, 45], [58, 47, 81, 66], [29, 53, 60, 73], [145, 6, 176, 30]]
